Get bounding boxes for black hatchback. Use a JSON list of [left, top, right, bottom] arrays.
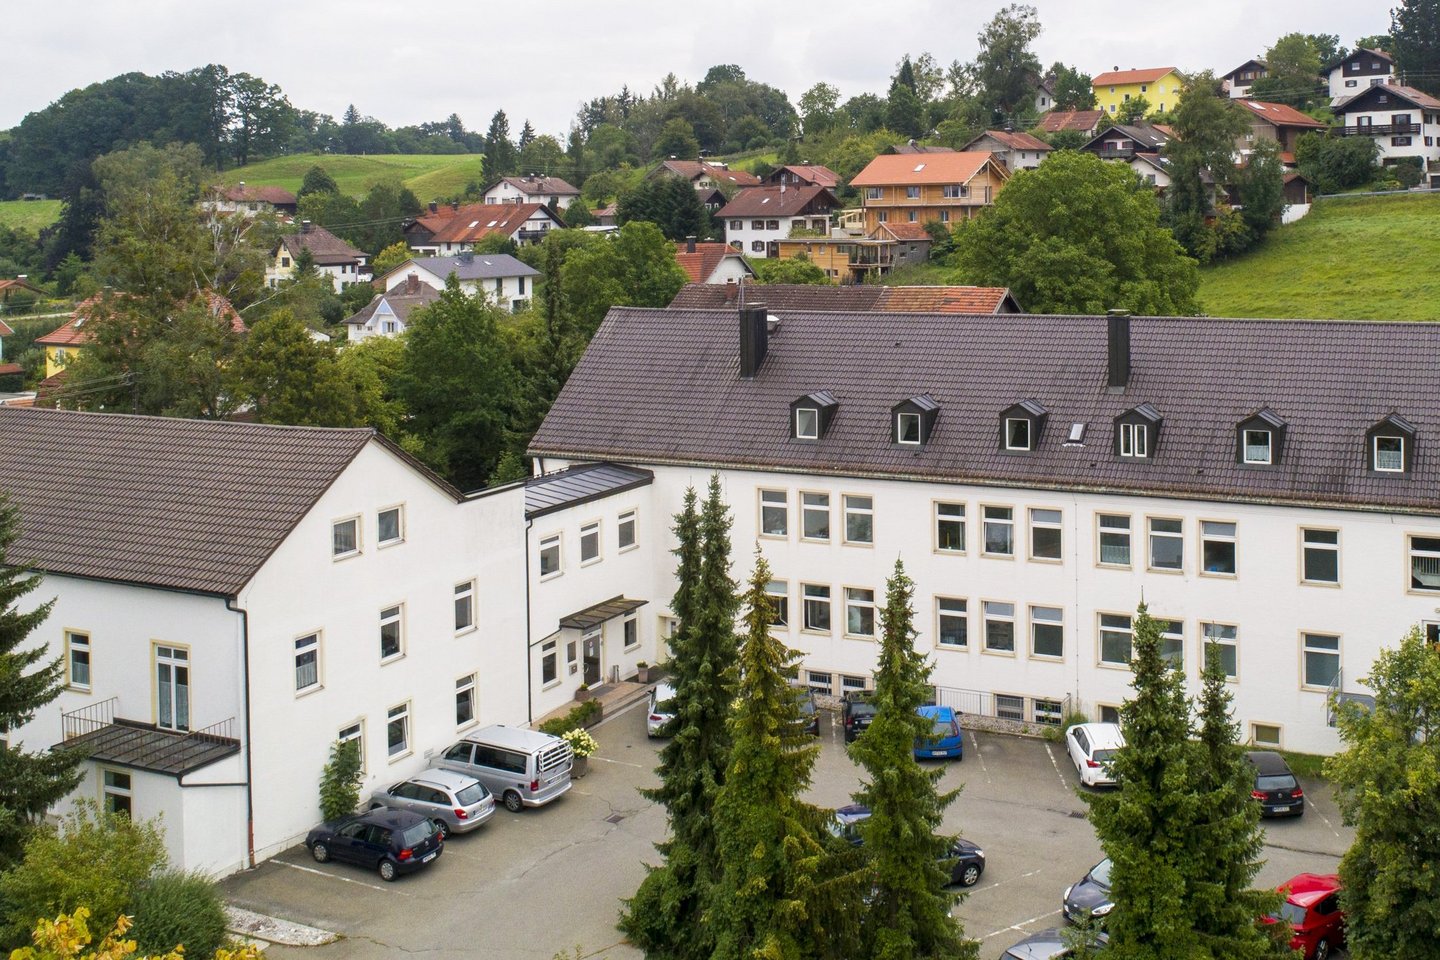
[[306, 808, 443, 881], [1245, 751, 1305, 818], [842, 692, 877, 742]]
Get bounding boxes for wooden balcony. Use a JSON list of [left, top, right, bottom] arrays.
[[1339, 122, 1421, 136]]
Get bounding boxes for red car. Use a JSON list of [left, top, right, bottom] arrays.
[[1262, 873, 1344, 960]]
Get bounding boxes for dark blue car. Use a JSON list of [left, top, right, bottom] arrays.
[[914, 705, 964, 760], [305, 808, 443, 881]]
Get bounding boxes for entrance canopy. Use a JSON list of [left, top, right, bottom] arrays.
[[559, 596, 648, 631]]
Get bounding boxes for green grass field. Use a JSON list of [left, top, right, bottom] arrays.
[[1199, 192, 1440, 321], [219, 153, 486, 201], [0, 199, 62, 233]]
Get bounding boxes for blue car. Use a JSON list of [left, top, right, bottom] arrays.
[[914, 705, 964, 760]]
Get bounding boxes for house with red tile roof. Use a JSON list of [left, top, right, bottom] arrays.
[[1092, 66, 1183, 118], [34, 292, 247, 379], [674, 238, 756, 285], [1234, 100, 1328, 163], [1038, 110, 1104, 138], [717, 185, 840, 258], [204, 182, 298, 217], [0, 276, 45, 304], [850, 152, 1009, 233], [764, 165, 842, 189], [959, 130, 1053, 171], [403, 201, 564, 255], [266, 222, 368, 292], [647, 159, 762, 210]]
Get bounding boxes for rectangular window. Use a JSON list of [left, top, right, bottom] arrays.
[[623, 614, 638, 649], [580, 521, 600, 563], [982, 506, 1014, 556], [540, 535, 561, 578], [803, 584, 832, 632], [294, 633, 319, 692], [1251, 723, 1282, 748], [332, 516, 359, 558], [866, 187, 882, 200], [1202, 622, 1238, 679], [102, 769, 132, 817], [387, 702, 410, 758], [730, 219, 742, 229], [67, 631, 91, 690], [1034, 699, 1063, 725], [618, 510, 637, 550], [897, 412, 921, 444], [1243, 430, 1272, 464], [766, 220, 780, 231], [1030, 508, 1062, 561], [751, 219, 765, 229], [983, 601, 1015, 653], [1030, 606, 1063, 658], [1158, 618, 1184, 666], [1120, 422, 1148, 458], [841, 675, 868, 696], [996, 694, 1024, 721], [766, 580, 789, 627], [942, 184, 968, 198], [380, 605, 403, 660], [1201, 521, 1237, 575], [877, 210, 887, 222], [936, 502, 966, 552], [802, 493, 830, 541], [1100, 613, 1133, 665], [378, 505, 403, 545], [1375, 435, 1405, 472], [338, 722, 364, 773], [567, 639, 578, 675], [542, 640, 557, 685], [1148, 517, 1183, 571], [807, 670, 833, 695], [845, 588, 876, 638], [1302, 529, 1340, 584], [456, 674, 476, 727], [795, 408, 819, 439], [1302, 633, 1340, 688], [760, 490, 788, 537], [937, 598, 968, 648], [1004, 418, 1031, 450], [1098, 514, 1132, 566], [1410, 536, 1440, 591], [453, 579, 476, 632], [844, 495, 874, 544]]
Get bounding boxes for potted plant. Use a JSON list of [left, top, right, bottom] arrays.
[[562, 727, 598, 777], [574, 682, 593, 703], [636, 661, 651, 683]]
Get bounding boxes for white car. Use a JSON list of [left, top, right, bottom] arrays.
[[646, 681, 678, 737], [1065, 722, 1124, 787]]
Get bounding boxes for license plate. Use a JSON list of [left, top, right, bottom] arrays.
[[422, 851, 437, 863], [932, 750, 947, 757], [1273, 805, 1291, 812]]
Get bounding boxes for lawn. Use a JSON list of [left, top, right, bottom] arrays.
[[0, 199, 62, 233], [1199, 192, 1440, 321], [218, 153, 486, 201]]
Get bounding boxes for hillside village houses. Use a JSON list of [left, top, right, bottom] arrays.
[[1327, 47, 1395, 102], [1092, 66, 1183, 117], [849, 151, 1009, 232], [1222, 59, 1269, 99], [673, 238, 756, 284], [201, 182, 298, 219], [647, 158, 762, 210], [403, 201, 564, 254], [265, 222, 368, 292], [717, 184, 840, 257], [1332, 83, 1440, 187], [483, 174, 580, 207], [960, 129, 1053, 172], [342, 275, 441, 342], [374, 252, 541, 313]]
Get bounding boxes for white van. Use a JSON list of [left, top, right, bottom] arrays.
[[433, 725, 573, 811]]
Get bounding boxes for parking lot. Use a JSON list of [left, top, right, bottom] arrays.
[[223, 701, 1354, 958]]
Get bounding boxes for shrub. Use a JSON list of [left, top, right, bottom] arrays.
[[1045, 709, 1090, 743], [318, 738, 363, 822], [1392, 157, 1424, 189], [538, 699, 602, 736], [560, 728, 599, 758], [131, 870, 228, 957]]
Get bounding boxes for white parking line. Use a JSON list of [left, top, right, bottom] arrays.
[[1043, 742, 1071, 790], [1310, 805, 1343, 840], [978, 907, 1063, 939], [969, 731, 992, 784], [590, 755, 646, 769], [274, 859, 410, 896], [970, 867, 1045, 894]]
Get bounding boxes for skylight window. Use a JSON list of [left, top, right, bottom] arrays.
[[1066, 423, 1086, 444], [913, 163, 926, 172], [467, 221, 480, 228]]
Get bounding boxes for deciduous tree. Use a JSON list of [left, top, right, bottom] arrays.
[[560, 220, 688, 335], [751, 254, 831, 285], [970, 4, 1044, 121], [297, 164, 339, 199], [231, 309, 358, 427], [1392, 0, 1440, 95]]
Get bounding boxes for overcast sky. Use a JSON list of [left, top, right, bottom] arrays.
[[0, 1, 1385, 135]]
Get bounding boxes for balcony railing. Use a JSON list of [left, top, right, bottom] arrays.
[[1339, 122, 1420, 136], [1096, 147, 1138, 159], [60, 697, 240, 774]]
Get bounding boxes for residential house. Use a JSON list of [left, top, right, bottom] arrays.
[[34, 292, 247, 380], [1038, 110, 1104, 139], [0, 276, 45, 306], [776, 223, 933, 284], [343, 275, 442, 341], [376, 253, 541, 313], [718, 185, 840, 257], [849, 152, 1009, 233], [483, 175, 581, 207], [960, 130, 1052, 172], [1235, 100, 1328, 163], [593, 205, 619, 227], [1125, 153, 1177, 191], [1222, 59, 1269, 99], [203, 182, 298, 218], [673, 239, 756, 285], [1081, 123, 1172, 161], [1332, 84, 1440, 184], [1033, 74, 1057, 114], [886, 140, 957, 155], [1327, 48, 1395, 103], [668, 282, 1022, 314], [266, 222, 368, 292], [403, 202, 564, 254], [1092, 67, 1183, 117], [764, 165, 842, 189], [530, 303, 1440, 757], [647, 159, 762, 210]]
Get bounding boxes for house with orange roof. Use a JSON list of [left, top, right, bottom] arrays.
[[402, 201, 564, 255], [34, 293, 247, 379], [959, 130, 1053, 171], [1234, 100, 1328, 163], [674, 238, 756, 285], [1092, 66, 1183, 118], [849, 152, 1009, 233]]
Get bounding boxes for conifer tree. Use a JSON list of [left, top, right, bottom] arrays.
[[849, 560, 972, 960]]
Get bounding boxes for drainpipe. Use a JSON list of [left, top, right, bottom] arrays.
[[226, 597, 256, 868], [524, 516, 534, 724]]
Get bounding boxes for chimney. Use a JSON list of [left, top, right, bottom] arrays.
[[1107, 311, 1131, 389], [459, 249, 474, 264], [739, 302, 768, 380], [428, 201, 438, 214], [405, 273, 420, 294], [238, 180, 245, 189], [451, 200, 460, 212], [723, 281, 739, 302], [685, 235, 697, 253], [300, 219, 313, 233]]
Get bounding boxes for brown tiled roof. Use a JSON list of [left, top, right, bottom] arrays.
[[674, 243, 753, 283], [280, 225, 367, 264], [1092, 67, 1178, 86], [768, 165, 841, 188], [968, 130, 1052, 152], [36, 293, 247, 347], [668, 283, 1019, 314], [344, 285, 441, 327], [427, 203, 554, 244], [0, 407, 456, 595], [495, 175, 579, 197], [223, 184, 297, 205], [1238, 100, 1328, 129], [1223, 58, 1267, 81], [850, 152, 1003, 187], [35, 317, 88, 347], [1038, 110, 1104, 133], [888, 142, 958, 155], [1334, 83, 1440, 113], [529, 309, 1440, 514], [716, 185, 839, 218], [0, 278, 45, 297], [654, 160, 762, 187], [875, 286, 1018, 313], [872, 222, 933, 242]]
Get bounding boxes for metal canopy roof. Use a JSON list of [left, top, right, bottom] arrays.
[[559, 595, 649, 631], [61, 719, 241, 778], [524, 462, 653, 519]]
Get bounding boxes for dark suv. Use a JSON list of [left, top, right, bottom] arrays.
[[1245, 750, 1305, 818], [306, 808, 443, 881], [842, 691, 877, 742]]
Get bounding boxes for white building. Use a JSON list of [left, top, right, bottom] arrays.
[[1221, 59, 1269, 100], [1332, 84, 1440, 184], [266, 222, 368, 293], [674, 240, 756, 285], [342, 274, 440, 342], [1327, 48, 1395, 103], [959, 130, 1053, 172], [201, 183, 298, 219], [484, 175, 580, 208], [716, 185, 839, 258], [376, 254, 541, 313]]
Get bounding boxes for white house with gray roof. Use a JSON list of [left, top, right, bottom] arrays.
[[377, 253, 541, 313]]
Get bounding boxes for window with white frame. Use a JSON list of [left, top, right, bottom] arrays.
[[760, 490, 788, 537], [841, 675, 868, 695], [1030, 606, 1063, 658], [542, 639, 557, 684], [1158, 618, 1184, 666], [1201, 521, 1237, 575], [1374, 435, 1405, 472], [794, 408, 819, 440], [943, 184, 968, 198], [1004, 418, 1032, 451], [338, 721, 364, 772], [1243, 429, 1272, 464], [866, 187, 882, 200], [1250, 722, 1282, 748], [1410, 536, 1440, 591], [1201, 623, 1237, 679], [937, 598, 967, 648], [803, 584, 832, 632], [539, 535, 561, 578], [982, 506, 1014, 556], [983, 601, 1015, 653], [1030, 508, 1062, 560], [618, 510, 637, 550], [1302, 633, 1340, 688], [896, 412, 922, 444], [846, 588, 876, 638], [807, 670, 833, 694], [905, 186, 921, 199], [1120, 422, 1148, 458], [379, 605, 403, 660], [456, 674, 476, 727], [844, 495, 874, 544], [1302, 529, 1340, 584], [1100, 613, 1133, 665], [378, 506, 404, 545], [332, 516, 360, 558], [802, 493, 830, 541], [294, 633, 320, 692], [1098, 514, 1132, 566], [67, 631, 91, 690], [454, 579, 476, 632], [102, 769, 132, 817], [623, 614, 639, 649], [996, 694, 1024, 721], [387, 702, 410, 758], [580, 521, 601, 563], [766, 580, 789, 627], [936, 502, 965, 552], [1148, 517, 1183, 571]]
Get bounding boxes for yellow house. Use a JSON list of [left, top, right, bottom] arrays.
[[1092, 67, 1183, 117], [34, 292, 248, 380]]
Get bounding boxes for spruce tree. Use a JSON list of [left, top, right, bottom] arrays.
[[1084, 603, 1200, 960], [0, 495, 83, 866], [849, 560, 972, 960]]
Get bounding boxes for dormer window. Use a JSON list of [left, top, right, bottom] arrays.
[[1366, 413, 1415, 473], [796, 408, 819, 439], [898, 413, 921, 444], [1243, 430, 1272, 464], [892, 395, 939, 446], [1236, 408, 1287, 466], [1005, 418, 1031, 450], [1114, 403, 1162, 460], [1120, 423, 1147, 457], [1375, 435, 1405, 472], [790, 391, 838, 441], [999, 400, 1047, 453]]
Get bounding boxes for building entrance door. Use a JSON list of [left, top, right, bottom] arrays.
[[582, 631, 601, 686]]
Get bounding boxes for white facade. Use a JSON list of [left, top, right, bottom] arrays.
[[1329, 56, 1395, 102], [346, 298, 408, 342], [725, 214, 831, 258], [384, 262, 535, 312], [1336, 94, 1440, 174], [706, 256, 757, 284], [264, 251, 367, 294], [484, 180, 577, 207]]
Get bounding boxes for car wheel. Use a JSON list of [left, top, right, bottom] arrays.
[[433, 819, 449, 840], [1313, 939, 1330, 960], [378, 859, 398, 882], [503, 790, 523, 812], [310, 842, 330, 863], [959, 863, 981, 887]]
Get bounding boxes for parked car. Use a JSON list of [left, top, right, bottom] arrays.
[[828, 804, 985, 886], [1065, 722, 1124, 787], [1062, 857, 1114, 924], [792, 687, 820, 737], [999, 927, 1108, 959], [305, 808, 442, 881], [434, 724, 573, 812], [842, 691, 877, 742], [1262, 873, 1344, 960], [1245, 750, 1305, 818], [647, 681, 678, 738], [914, 705, 964, 760], [369, 769, 496, 839]]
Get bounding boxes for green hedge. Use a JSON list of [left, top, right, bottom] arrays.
[[538, 698, 602, 736]]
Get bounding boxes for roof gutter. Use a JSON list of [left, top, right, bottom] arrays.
[[226, 596, 256, 870]]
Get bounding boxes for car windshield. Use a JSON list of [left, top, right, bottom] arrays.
[[851, 702, 877, 717], [1256, 774, 1297, 791], [1089, 858, 1113, 887], [400, 820, 436, 847], [455, 783, 488, 805]]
